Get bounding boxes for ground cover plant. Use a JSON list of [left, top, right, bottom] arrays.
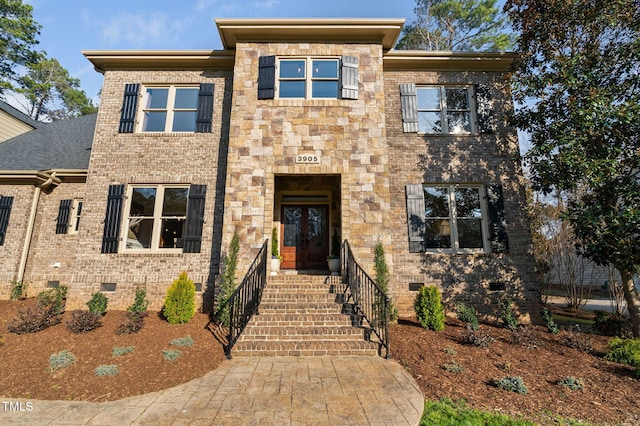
[[1, 298, 639, 424]]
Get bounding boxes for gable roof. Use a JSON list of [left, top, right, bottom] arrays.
[[0, 100, 40, 129], [0, 113, 96, 171]]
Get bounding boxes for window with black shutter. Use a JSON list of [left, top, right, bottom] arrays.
[[183, 184, 207, 253], [486, 184, 509, 253], [475, 84, 497, 134], [119, 83, 140, 133], [0, 196, 14, 246], [195, 83, 214, 133], [258, 55, 276, 100], [101, 185, 125, 253], [55, 199, 72, 234]]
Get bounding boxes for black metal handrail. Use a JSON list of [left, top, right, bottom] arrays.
[[224, 239, 268, 358], [342, 240, 390, 358]]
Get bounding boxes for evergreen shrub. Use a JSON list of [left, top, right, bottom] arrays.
[[163, 272, 196, 324], [87, 292, 108, 315], [414, 286, 445, 331]]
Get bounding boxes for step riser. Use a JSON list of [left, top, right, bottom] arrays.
[[233, 274, 379, 357]]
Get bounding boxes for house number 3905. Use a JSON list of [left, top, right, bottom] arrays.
[[295, 154, 319, 164]]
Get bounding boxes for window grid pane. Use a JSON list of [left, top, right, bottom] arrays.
[[423, 185, 485, 253], [126, 186, 188, 251], [417, 86, 473, 134], [278, 58, 339, 99]]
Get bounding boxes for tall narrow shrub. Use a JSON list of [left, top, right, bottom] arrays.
[[374, 241, 397, 323], [414, 286, 445, 331], [163, 271, 196, 324], [215, 230, 240, 327]]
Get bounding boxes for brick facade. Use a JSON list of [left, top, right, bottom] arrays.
[[0, 19, 539, 321]]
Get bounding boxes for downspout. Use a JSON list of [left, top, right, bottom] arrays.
[[17, 172, 55, 283]]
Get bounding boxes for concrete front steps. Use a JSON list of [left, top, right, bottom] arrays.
[[232, 274, 381, 357]]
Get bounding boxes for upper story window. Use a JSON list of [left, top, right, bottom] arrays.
[[417, 86, 474, 134], [118, 83, 215, 134], [278, 59, 340, 99], [124, 185, 188, 252], [141, 86, 199, 132], [257, 55, 359, 101], [400, 83, 496, 135]]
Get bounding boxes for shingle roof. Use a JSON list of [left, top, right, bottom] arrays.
[[0, 113, 96, 170], [0, 100, 41, 129]]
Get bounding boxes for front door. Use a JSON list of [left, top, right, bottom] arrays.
[[281, 205, 329, 269]]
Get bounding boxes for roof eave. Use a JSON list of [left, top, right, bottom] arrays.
[[215, 18, 405, 50], [0, 169, 86, 186], [82, 50, 236, 73], [383, 50, 518, 72]]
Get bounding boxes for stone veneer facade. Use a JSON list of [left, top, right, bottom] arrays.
[[0, 19, 538, 321]]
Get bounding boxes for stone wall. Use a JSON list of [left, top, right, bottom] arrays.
[[223, 42, 393, 276], [383, 70, 539, 322]]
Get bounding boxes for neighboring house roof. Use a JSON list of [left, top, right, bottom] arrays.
[[0, 100, 41, 142], [0, 113, 96, 171]]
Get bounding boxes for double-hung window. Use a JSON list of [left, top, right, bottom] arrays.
[[423, 185, 487, 253], [141, 86, 199, 132], [278, 58, 340, 99], [124, 185, 189, 251], [417, 86, 474, 134]]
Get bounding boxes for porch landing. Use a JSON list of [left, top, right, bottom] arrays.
[[0, 356, 425, 425]]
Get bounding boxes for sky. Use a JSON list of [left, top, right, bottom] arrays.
[[26, 0, 418, 103]]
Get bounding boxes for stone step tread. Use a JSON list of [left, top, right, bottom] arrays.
[[260, 295, 340, 302], [232, 340, 379, 355], [240, 325, 367, 336], [250, 309, 351, 324]]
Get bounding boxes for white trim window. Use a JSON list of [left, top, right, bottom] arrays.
[[417, 86, 475, 134], [278, 58, 339, 99], [139, 86, 199, 132], [423, 185, 488, 253], [124, 185, 188, 252], [69, 199, 83, 234]]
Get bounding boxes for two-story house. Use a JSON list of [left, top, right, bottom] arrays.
[[0, 18, 538, 322]]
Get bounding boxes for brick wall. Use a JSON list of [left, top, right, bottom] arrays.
[[0, 185, 35, 298], [67, 69, 233, 311], [383, 70, 539, 322]]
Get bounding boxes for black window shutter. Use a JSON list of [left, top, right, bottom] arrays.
[[406, 184, 425, 253], [196, 83, 215, 133], [475, 84, 497, 134], [55, 199, 72, 234], [340, 56, 359, 100], [0, 196, 14, 246], [257, 55, 276, 100], [486, 184, 509, 253], [118, 83, 140, 133], [183, 184, 207, 253], [101, 185, 125, 254], [400, 83, 419, 133]]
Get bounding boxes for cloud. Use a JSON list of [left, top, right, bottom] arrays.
[[99, 12, 185, 49]]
